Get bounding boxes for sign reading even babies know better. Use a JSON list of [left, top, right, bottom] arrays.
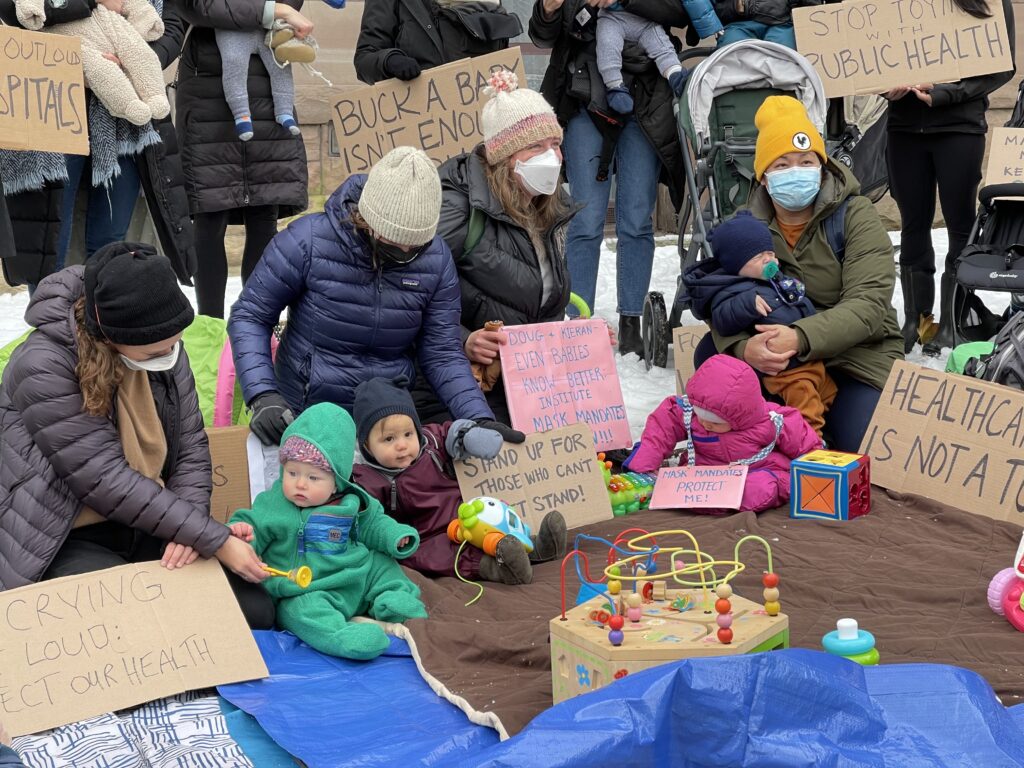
[[793, 0, 1012, 98], [331, 48, 527, 178], [673, 323, 710, 394], [860, 361, 1024, 523], [500, 319, 631, 452], [455, 424, 613, 530], [649, 464, 748, 510], [0, 560, 267, 737], [984, 127, 1024, 185], [0, 26, 89, 154]]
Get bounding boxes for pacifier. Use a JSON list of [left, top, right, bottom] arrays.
[[762, 261, 780, 279]]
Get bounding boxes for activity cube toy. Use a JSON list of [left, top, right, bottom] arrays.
[[790, 450, 871, 521]]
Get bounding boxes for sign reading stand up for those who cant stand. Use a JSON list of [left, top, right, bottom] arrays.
[[0, 560, 267, 737], [499, 319, 632, 452]]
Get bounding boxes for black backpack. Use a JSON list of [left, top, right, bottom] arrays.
[[964, 310, 1024, 390], [433, 1, 523, 59]]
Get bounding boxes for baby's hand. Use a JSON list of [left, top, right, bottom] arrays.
[[754, 295, 772, 317], [397, 536, 412, 550], [229, 522, 255, 542]]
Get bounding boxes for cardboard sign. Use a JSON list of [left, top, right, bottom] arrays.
[[793, 0, 1013, 97], [206, 426, 251, 524], [673, 323, 710, 394], [0, 27, 89, 154], [500, 319, 631, 451], [860, 361, 1024, 522], [455, 424, 614, 530], [984, 127, 1024, 186], [0, 560, 267, 737], [331, 49, 527, 177], [649, 464, 748, 510]]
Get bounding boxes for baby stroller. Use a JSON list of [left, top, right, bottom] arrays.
[[641, 40, 887, 368]]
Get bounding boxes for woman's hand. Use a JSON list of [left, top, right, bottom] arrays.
[[215, 536, 269, 583], [465, 329, 506, 364], [161, 542, 200, 569], [911, 84, 933, 106], [755, 323, 800, 355], [274, 4, 313, 38], [742, 327, 796, 375], [229, 522, 255, 542], [882, 86, 911, 101], [754, 295, 771, 317], [97, 0, 125, 14]]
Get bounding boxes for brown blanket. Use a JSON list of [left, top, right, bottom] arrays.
[[403, 489, 1024, 737]]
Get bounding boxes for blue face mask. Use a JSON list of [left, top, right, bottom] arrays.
[[765, 167, 821, 212]]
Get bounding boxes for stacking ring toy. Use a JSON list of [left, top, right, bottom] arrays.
[[822, 618, 879, 665]]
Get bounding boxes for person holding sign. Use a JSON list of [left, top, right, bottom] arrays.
[[624, 354, 821, 512], [417, 71, 577, 424], [228, 146, 517, 446], [0, 244, 274, 628], [884, 0, 1015, 356], [697, 96, 903, 453], [352, 377, 568, 585]]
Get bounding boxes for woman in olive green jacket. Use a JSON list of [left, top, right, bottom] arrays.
[[698, 96, 903, 452]]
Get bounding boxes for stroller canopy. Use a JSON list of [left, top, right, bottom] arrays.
[[686, 40, 828, 146]]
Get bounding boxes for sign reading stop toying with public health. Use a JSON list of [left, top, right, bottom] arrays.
[[793, 0, 1013, 97]]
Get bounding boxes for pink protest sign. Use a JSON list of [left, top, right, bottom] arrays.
[[649, 465, 748, 510], [500, 319, 631, 451]]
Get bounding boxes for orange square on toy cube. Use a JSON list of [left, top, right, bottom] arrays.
[[790, 450, 870, 521]]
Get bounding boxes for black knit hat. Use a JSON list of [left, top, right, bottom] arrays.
[[353, 376, 422, 454], [710, 211, 775, 276], [84, 242, 194, 345]]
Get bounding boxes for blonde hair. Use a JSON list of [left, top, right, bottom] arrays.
[[484, 160, 567, 236], [73, 297, 123, 416]]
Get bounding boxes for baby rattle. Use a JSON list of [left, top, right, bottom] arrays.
[[263, 565, 314, 589]]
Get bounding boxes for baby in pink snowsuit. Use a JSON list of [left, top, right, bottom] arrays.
[[623, 354, 821, 512]]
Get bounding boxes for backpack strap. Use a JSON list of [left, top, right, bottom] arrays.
[[463, 206, 486, 257], [823, 197, 852, 264]]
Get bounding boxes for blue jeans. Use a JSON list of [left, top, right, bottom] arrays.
[[57, 154, 141, 268], [718, 21, 796, 50], [563, 108, 660, 317]]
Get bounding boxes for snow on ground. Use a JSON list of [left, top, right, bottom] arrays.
[[1, 229, 1007, 443]]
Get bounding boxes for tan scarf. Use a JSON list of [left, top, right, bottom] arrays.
[[74, 369, 167, 528]]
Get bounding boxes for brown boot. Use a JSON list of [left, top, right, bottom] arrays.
[[529, 511, 567, 563], [479, 537, 533, 585]]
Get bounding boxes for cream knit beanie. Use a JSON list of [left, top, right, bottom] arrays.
[[482, 70, 562, 165], [358, 146, 441, 246]]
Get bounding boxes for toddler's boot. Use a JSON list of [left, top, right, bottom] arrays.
[[480, 537, 533, 585], [370, 589, 428, 623], [529, 511, 567, 563]]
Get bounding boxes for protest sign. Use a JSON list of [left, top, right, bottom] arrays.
[[793, 0, 1013, 97], [649, 464, 748, 510], [0, 27, 88, 154], [860, 361, 1024, 522], [206, 426, 251, 524], [673, 323, 710, 394], [984, 127, 1024, 186], [331, 48, 526, 177], [455, 424, 614, 530], [500, 319, 631, 451], [0, 560, 267, 737]]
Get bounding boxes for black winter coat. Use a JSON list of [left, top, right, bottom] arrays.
[[0, 268, 230, 590], [712, 0, 817, 27], [0, 185, 63, 286], [176, 0, 308, 217], [887, 0, 1015, 135], [528, 0, 685, 206]]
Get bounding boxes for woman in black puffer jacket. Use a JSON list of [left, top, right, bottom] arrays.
[[0, 245, 274, 628], [176, 0, 312, 317]]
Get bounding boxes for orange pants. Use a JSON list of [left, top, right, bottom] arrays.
[[764, 361, 838, 438]]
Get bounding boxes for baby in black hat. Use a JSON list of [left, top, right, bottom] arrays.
[[683, 211, 836, 438]]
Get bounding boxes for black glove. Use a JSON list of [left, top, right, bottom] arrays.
[[475, 419, 525, 444], [384, 51, 422, 81], [249, 392, 295, 446]]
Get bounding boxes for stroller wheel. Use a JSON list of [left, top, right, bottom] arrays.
[[642, 292, 669, 370]]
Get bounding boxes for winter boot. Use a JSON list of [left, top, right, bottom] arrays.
[[479, 537, 533, 585], [923, 272, 957, 356], [529, 511, 567, 563], [618, 315, 644, 358], [899, 267, 937, 353]]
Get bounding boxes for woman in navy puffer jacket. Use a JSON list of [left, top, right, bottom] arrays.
[[229, 147, 517, 446]]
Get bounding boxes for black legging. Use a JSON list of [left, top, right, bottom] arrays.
[[193, 205, 279, 318], [886, 131, 985, 276]]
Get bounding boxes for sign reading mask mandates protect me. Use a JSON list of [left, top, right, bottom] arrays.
[[331, 48, 527, 177], [793, 0, 1012, 98]]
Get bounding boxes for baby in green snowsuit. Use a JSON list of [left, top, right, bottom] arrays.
[[229, 402, 427, 660]]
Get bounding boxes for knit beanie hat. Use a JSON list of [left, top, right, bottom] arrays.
[[353, 376, 422, 454], [482, 70, 562, 165], [710, 211, 775, 275], [753, 96, 827, 180], [358, 147, 441, 246], [279, 436, 334, 475], [84, 242, 194, 345]]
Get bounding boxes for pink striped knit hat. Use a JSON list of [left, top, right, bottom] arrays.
[[482, 70, 562, 165], [280, 436, 333, 476]]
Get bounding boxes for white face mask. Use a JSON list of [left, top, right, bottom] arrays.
[[120, 341, 180, 372], [514, 148, 562, 197]]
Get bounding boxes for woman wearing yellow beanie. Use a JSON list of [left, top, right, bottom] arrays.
[[697, 95, 903, 452]]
